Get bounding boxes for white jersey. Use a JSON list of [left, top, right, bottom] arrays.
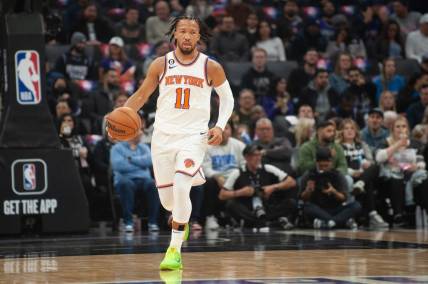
[[155, 51, 213, 134]]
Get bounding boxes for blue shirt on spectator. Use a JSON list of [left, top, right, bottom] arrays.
[[110, 142, 152, 185], [361, 126, 389, 152], [372, 75, 405, 103]]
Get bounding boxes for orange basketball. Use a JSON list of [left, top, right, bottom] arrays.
[[106, 107, 141, 141]]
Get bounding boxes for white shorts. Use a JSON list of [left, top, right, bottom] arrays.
[[151, 129, 208, 188]]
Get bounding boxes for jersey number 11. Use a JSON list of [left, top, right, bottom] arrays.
[[175, 88, 190, 109]]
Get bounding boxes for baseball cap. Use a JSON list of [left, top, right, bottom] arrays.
[[70, 32, 87, 46], [316, 147, 332, 161], [243, 144, 263, 156], [368, 108, 384, 118], [420, 14, 428, 25], [109, 36, 124, 47], [315, 120, 335, 130]]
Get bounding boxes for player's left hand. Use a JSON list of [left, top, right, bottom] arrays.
[[208, 126, 223, 145]]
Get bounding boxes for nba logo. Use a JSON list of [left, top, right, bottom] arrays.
[[23, 163, 37, 191], [15, 50, 41, 105]]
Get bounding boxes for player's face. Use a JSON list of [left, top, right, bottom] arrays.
[[174, 20, 201, 55]]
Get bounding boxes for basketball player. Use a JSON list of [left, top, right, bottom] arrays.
[[118, 16, 234, 270]]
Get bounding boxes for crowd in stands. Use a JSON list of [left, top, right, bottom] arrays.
[[40, 0, 428, 232]]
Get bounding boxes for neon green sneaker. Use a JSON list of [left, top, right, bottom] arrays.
[[159, 247, 183, 270], [159, 269, 183, 284]]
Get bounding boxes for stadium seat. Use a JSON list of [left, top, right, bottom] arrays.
[[395, 59, 420, 80], [224, 62, 252, 88], [45, 44, 70, 66], [267, 61, 298, 79]]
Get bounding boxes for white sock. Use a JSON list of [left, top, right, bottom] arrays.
[[170, 229, 185, 252]]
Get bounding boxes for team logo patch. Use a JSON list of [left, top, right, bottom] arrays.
[[184, 159, 195, 168], [11, 159, 48, 195], [15, 50, 41, 105], [168, 58, 176, 69]]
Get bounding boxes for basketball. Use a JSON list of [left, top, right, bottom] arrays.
[[105, 107, 141, 141]]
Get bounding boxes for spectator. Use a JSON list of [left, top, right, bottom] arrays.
[[72, 3, 114, 44], [115, 7, 145, 45], [291, 117, 315, 171], [319, 0, 338, 40], [55, 99, 87, 134], [219, 144, 297, 231], [301, 147, 361, 229], [325, 27, 367, 60], [343, 67, 377, 126], [383, 110, 399, 130], [240, 12, 259, 48], [374, 20, 405, 61], [93, 132, 115, 190], [361, 108, 390, 152], [406, 14, 428, 62], [58, 113, 93, 198], [337, 119, 388, 228], [255, 20, 286, 62], [110, 129, 160, 232], [209, 16, 249, 62], [407, 84, 428, 128], [185, 0, 213, 21], [232, 89, 256, 129], [376, 115, 428, 226], [47, 76, 76, 115], [241, 48, 276, 100], [225, 0, 253, 30], [99, 37, 135, 83], [142, 40, 171, 77], [276, 0, 303, 45], [145, 1, 171, 45], [54, 32, 96, 81], [329, 52, 352, 95], [253, 118, 294, 174], [263, 78, 294, 120], [390, 0, 421, 37], [298, 120, 348, 176], [379, 90, 397, 112], [287, 49, 318, 99], [273, 104, 314, 141], [202, 123, 245, 230], [288, 18, 328, 62], [373, 58, 406, 102], [169, 0, 184, 17], [299, 69, 339, 122]]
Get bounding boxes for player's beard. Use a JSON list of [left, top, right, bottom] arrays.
[[178, 43, 195, 55]]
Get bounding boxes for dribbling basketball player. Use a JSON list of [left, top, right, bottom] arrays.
[[119, 15, 234, 271]]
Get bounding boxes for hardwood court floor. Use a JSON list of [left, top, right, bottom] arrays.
[[0, 228, 427, 283]]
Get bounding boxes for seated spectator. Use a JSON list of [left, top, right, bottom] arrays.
[[390, 0, 421, 37], [142, 41, 171, 77], [287, 49, 318, 99], [185, 0, 213, 21], [72, 3, 114, 44], [407, 84, 428, 128], [58, 113, 93, 198], [169, 0, 184, 17], [115, 7, 145, 45], [263, 78, 294, 120], [383, 110, 399, 130], [291, 117, 315, 171], [99, 37, 135, 83], [318, 0, 338, 40], [373, 59, 406, 103], [379, 90, 397, 112], [93, 131, 115, 190], [110, 130, 160, 232], [299, 69, 339, 122], [288, 18, 327, 62], [376, 115, 428, 226], [374, 20, 405, 61], [298, 120, 348, 176], [276, 0, 303, 44], [47, 76, 76, 115], [240, 12, 259, 48], [343, 67, 377, 126], [361, 108, 390, 152], [55, 99, 88, 134], [255, 20, 286, 62], [325, 27, 367, 60], [231, 89, 256, 130], [225, 0, 253, 30], [241, 48, 276, 101], [209, 15, 249, 62], [202, 123, 245, 230], [219, 144, 297, 231], [301, 147, 361, 229], [338, 119, 388, 228], [329, 52, 352, 95], [253, 118, 294, 174], [273, 104, 314, 140], [54, 32, 96, 81], [145, 1, 171, 45], [406, 14, 428, 63]]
